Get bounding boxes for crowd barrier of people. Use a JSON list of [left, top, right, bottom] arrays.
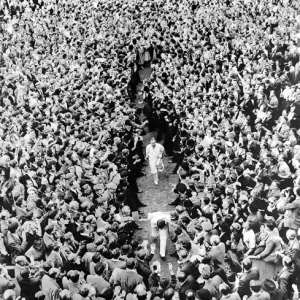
[[1, 0, 300, 299]]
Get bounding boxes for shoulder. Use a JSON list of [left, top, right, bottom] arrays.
[[212, 275, 223, 284]]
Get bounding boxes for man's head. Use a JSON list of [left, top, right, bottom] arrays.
[[150, 137, 156, 147], [94, 262, 105, 276], [177, 271, 187, 283], [283, 256, 293, 268], [185, 290, 195, 300], [157, 219, 166, 229], [250, 280, 261, 293], [49, 268, 60, 279], [219, 283, 230, 296], [286, 229, 297, 241], [67, 270, 80, 283], [126, 258, 136, 270], [164, 288, 175, 300], [242, 258, 252, 271], [201, 264, 212, 279]]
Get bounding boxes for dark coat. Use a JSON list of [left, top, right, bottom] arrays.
[[237, 267, 260, 298], [17, 274, 41, 300]]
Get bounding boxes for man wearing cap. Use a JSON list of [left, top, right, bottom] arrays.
[[261, 279, 284, 300], [145, 137, 164, 185]]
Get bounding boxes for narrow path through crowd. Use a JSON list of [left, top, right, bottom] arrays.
[[133, 68, 179, 276]]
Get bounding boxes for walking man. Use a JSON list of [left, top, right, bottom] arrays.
[[145, 137, 164, 185]]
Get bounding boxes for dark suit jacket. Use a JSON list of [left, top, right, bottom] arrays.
[[237, 267, 260, 297], [113, 269, 144, 293], [17, 274, 41, 299], [136, 253, 154, 287], [277, 267, 293, 294], [149, 272, 176, 299], [181, 261, 200, 278], [179, 275, 198, 300]]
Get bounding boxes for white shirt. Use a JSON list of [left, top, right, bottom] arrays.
[[146, 143, 164, 174], [243, 229, 256, 250]]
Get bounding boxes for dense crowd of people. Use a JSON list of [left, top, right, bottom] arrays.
[[1, 0, 300, 299]]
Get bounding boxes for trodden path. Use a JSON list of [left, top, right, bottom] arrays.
[[132, 66, 180, 276], [133, 131, 180, 276]]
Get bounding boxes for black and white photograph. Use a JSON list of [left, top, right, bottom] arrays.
[[0, 0, 300, 299]]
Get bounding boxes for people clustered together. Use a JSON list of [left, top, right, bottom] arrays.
[[1, 0, 300, 299]]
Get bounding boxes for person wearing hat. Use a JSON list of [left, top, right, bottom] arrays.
[[145, 137, 164, 185], [261, 279, 284, 300]]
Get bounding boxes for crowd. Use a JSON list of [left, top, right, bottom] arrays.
[[1, 0, 300, 299]]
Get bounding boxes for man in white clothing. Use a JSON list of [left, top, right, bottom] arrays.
[[148, 211, 171, 258], [145, 137, 164, 185]]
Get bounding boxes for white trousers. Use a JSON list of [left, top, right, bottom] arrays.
[[153, 173, 158, 183], [151, 226, 168, 257]]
